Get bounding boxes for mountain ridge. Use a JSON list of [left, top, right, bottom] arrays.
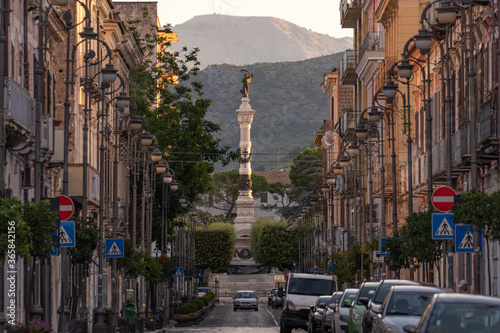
[[171, 14, 352, 69]]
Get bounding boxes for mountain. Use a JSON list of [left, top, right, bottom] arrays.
[[195, 53, 344, 171], [171, 15, 352, 69]]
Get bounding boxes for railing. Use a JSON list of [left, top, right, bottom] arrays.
[[478, 101, 498, 143], [3, 77, 36, 133], [340, 0, 362, 18], [340, 49, 359, 80], [359, 32, 385, 59]]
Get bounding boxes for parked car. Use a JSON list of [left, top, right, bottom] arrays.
[[347, 281, 379, 333], [321, 291, 343, 333], [233, 290, 259, 311], [371, 285, 450, 333], [280, 273, 338, 333], [332, 288, 358, 333], [197, 287, 212, 297], [268, 288, 278, 306], [308, 295, 332, 333], [361, 279, 419, 333], [403, 293, 500, 333], [272, 288, 285, 309]]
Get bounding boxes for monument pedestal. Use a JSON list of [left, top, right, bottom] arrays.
[[232, 194, 256, 265]]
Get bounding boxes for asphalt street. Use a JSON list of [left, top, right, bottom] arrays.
[[167, 298, 308, 333]]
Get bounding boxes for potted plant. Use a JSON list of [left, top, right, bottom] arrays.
[[5, 321, 53, 333], [135, 316, 146, 333], [117, 317, 130, 333], [144, 315, 156, 331]]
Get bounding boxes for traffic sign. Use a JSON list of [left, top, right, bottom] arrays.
[[55, 195, 75, 221], [59, 221, 75, 247], [105, 238, 125, 258], [173, 267, 184, 277], [432, 213, 455, 239], [431, 186, 457, 212], [380, 237, 389, 257], [373, 250, 383, 263], [454, 225, 483, 253]]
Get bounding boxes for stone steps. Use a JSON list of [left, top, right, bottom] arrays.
[[207, 273, 278, 298]]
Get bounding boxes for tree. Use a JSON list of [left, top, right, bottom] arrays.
[[208, 170, 269, 218], [451, 190, 500, 240], [0, 197, 31, 259], [125, 11, 238, 251], [23, 200, 58, 259], [272, 147, 322, 219], [383, 209, 442, 277], [69, 217, 99, 264]]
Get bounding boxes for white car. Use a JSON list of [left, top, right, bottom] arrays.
[[332, 288, 358, 333], [233, 290, 259, 311], [197, 287, 212, 297]]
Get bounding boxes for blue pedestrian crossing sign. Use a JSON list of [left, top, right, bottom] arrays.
[[59, 221, 75, 248], [432, 213, 455, 239], [173, 267, 184, 277], [105, 238, 125, 258], [380, 237, 389, 257], [454, 225, 483, 253]]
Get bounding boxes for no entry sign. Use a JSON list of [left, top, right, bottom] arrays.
[[55, 195, 75, 221], [431, 186, 457, 212]]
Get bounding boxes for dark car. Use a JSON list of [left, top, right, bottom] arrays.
[[361, 279, 419, 333], [321, 291, 343, 333], [268, 288, 278, 306], [371, 285, 450, 333], [403, 293, 500, 333], [272, 288, 285, 309], [308, 295, 332, 333]]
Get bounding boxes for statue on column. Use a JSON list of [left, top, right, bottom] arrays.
[[240, 70, 253, 98]]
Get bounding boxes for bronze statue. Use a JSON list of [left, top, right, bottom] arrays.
[[240, 70, 253, 98], [239, 149, 252, 164]]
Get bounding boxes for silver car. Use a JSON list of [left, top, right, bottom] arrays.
[[233, 290, 259, 311], [332, 288, 358, 333], [403, 293, 500, 333], [372, 285, 450, 333]]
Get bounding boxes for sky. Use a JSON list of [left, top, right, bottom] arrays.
[[121, 0, 352, 38]]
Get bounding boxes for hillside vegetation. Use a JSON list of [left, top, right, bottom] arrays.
[[195, 53, 344, 171]]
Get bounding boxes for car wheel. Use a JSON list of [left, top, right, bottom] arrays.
[[280, 318, 292, 333], [233, 308, 236, 311], [255, 307, 258, 311]]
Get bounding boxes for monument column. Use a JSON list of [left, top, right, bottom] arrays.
[[232, 71, 256, 265]]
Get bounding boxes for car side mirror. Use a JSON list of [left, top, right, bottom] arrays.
[[359, 297, 369, 306], [278, 287, 284, 297], [344, 299, 352, 307], [403, 325, 416, 333], [328, 304, 335, 309]]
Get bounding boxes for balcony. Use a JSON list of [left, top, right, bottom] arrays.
[[340, 0, 362, 29], [356, 32, 385, 85], [477, 101, 499, 162], [339, 108, 359, 141], [68, 165, 100, 207], [3, 77, 36, 154], [340, 49, 359, 85]]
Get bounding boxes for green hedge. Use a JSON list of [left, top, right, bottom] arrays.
[[174, 292, 215, 315], [250, 218, 299, 270], [195, 224, 235, 272]]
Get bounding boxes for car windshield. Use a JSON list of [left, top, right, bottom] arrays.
[[386, 291, 438, 316], [236, 292, 256, 298], [373, 283, 409, 304], [427, 302, 500, 331], [329, 293, 342, 305], [356, 285, 377, 305], [288, 277, 334, 296], [341, 290, 358, 308]]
